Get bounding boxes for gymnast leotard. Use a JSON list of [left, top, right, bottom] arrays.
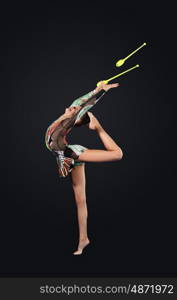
[[45, 88, 107, 178]]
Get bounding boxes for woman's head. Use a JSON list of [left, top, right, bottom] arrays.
[[64, 106, 81, 118]]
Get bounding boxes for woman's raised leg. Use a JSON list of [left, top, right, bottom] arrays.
[[78, 112, 123, 162], [71, 163, 90, 255]]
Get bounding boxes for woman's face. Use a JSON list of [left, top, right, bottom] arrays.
[[64, 106, 80, 118]]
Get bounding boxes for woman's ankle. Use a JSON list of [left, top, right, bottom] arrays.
[[79, 237, 89, 242], [96, 125, 104, 134]]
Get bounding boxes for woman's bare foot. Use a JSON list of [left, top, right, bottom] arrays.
[[87, 112, 102, 131], [73, 238, 90, 255]]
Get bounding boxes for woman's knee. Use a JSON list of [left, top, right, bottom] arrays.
[[114, 148, 123, 160]]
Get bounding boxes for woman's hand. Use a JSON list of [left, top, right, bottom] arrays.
[[103, 82, 119, 91], [95, 81, 119, 93]]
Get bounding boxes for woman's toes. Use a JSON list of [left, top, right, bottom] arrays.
[[73, 249, 83, 255], [73, 239, 90, 255]]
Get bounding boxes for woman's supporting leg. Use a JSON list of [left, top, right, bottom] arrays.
[[71, 163, 90, 255], [78, 112, 123, 162]]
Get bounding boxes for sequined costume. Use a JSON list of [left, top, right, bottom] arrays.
[[45, 88, 107, 177]]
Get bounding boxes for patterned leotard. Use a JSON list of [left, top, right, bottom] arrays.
[[45, 88, 106, 178]]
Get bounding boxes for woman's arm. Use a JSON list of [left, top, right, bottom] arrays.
[[69, 85, 103, 108], [71, 82, 119, 125], [70, 83, 111, 125]]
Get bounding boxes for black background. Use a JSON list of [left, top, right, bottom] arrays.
[[1, 2, 177, 276]]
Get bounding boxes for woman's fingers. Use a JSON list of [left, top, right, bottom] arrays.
[[103, 82, 120, 91]]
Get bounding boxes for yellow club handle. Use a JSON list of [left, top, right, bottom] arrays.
[[97, 64, 140, 86], [125, 42, 146, 60]]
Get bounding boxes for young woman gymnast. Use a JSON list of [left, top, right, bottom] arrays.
[[45, 81, 123, 255]]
